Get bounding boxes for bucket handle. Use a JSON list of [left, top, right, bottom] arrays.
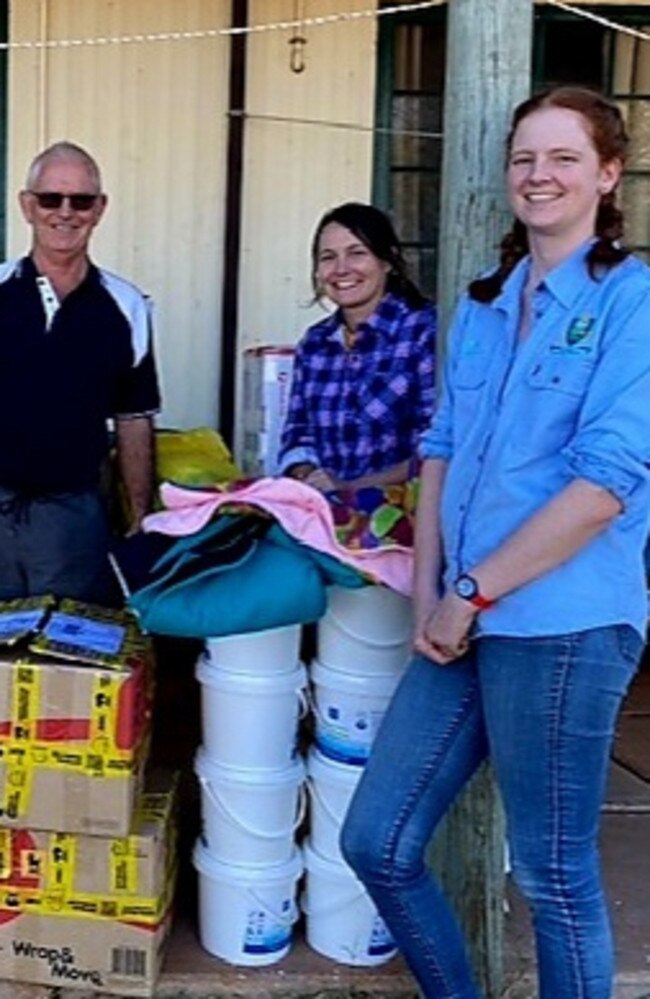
[[300, 884, 367, 918], [306, 687, 333, 732], [306, 775, 354, 829], [297, 685, 309, 720], [200, 776, 307, 840], [248, 890, 300, 928]]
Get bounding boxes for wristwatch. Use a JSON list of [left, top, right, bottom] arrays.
[[453, 574, 495, 611]]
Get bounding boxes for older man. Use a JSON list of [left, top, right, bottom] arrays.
[[0, 141, 161, 603]]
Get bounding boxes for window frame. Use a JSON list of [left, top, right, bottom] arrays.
[[374, 2, 650, 279]]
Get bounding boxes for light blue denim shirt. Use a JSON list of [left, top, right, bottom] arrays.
[[420, 241, 650, 638]]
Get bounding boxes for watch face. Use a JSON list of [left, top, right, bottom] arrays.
[[455, 575, 477, 599]]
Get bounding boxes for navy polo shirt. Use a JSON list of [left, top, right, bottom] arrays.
[[0, 256, 161, 494]]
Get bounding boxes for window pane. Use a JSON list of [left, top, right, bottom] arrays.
[[402, 245, 437, 301], [385, 20, 444, 296], [391, 94, 443, 170], [622, 174, 650, 251], [378, 10, 650, 290]]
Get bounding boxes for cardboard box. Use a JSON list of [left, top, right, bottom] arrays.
[[241, 346, 295, 475], [0, 601, 154, 837], [0, 770, 178, 996]]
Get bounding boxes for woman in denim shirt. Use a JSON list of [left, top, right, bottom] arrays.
[[342, 88, 650, 998]]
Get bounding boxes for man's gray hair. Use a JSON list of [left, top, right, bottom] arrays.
[[26, 141, 102, 192]]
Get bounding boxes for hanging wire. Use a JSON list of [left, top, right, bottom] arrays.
[[0, 1, 646, 53], [228, 108, 443, 140], [1, 1, 442, 52], [547, 1, 650, 43]]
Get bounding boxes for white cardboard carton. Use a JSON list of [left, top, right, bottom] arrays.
[[241, 346, 295, 475]]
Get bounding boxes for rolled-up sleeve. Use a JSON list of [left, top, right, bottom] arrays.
[[563, 284, 650, 505]]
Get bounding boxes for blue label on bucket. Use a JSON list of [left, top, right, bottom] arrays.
[[315, 702, 387, 768], [243, 903, 292, 955], [368, 915, 396, 956], [316, 731, 369, 767]]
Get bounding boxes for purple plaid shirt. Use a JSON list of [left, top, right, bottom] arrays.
[[278, 292, 436, 481]]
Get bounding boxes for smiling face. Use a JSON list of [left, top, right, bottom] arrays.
[[507, 105, 621, 252], [315, 222, 390, 324], [19, 156, 106, 268]]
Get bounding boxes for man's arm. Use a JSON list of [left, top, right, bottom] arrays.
[[115, 416, 156, 533]]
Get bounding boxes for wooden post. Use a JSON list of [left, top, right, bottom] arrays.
[[437, 0, 534, 333], [429, 2, 534, 997]]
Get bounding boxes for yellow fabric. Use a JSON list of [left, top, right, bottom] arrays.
[[155, 427, 240, 488], [111, 427, 241, 529]]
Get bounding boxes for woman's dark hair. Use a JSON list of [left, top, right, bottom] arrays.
[[311, 202, 428, 308], [470, 86, 630, 303]]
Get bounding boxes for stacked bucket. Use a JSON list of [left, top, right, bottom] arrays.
[[192, 625, 306, 966], [303, 584, 412, 966]]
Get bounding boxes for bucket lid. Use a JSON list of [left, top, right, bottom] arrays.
[[196, 656, 307, 693], [310, 659, 399, 697], [195, 747, 305, 787], [193, 838, 303, 884], [324, 585, 412, 644], [302, 841, 362, 882], [205, 623, 300, 646], [307, 747, 364, 786]]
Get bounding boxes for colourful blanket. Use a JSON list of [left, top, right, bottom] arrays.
[[142, 477, 416, 596]]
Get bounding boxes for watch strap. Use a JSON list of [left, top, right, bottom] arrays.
[[454, 573, 496, 610]]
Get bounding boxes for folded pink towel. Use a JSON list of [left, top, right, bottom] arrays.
[[143, 477, 414, 596]]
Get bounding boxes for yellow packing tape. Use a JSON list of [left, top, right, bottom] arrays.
[[0, 863, 176, 926], [0, 666, 144, 819]]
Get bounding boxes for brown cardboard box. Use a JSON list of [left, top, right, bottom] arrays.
[[0, 771, 177, 996], [0, 602, 154, 836]]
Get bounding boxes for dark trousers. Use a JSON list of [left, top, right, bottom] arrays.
[[0, 486, 117, 604]]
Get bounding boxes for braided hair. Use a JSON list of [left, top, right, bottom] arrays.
[[469, 87, 629, 303]]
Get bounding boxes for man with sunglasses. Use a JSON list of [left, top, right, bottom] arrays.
[[0, 141, 160, 603]]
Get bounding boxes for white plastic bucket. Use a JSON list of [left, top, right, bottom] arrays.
[[302, 843, 396, 966], [196, 658, 307, 771], [195, 748, 306, 866], [310, 660, 399, 766], [193, 839, 302, 966], [318, 585, 412, 676], [306, 748, 363, 862], [204, 624, 301, 674]]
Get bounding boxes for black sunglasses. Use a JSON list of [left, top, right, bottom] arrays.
[[28, 191, 99, 211]]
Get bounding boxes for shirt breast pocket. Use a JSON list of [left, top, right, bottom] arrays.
[[451, 357, 489, 441], [508, 353, 597, 458], [526, 354, 596, 398], [454, 356, 488, 391]]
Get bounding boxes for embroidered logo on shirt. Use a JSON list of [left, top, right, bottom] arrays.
[[565, 314, 594, 346]]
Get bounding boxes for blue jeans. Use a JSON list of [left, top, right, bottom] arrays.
[[341, 626, 643, 999]]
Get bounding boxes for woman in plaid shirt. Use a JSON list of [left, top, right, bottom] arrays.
[[278, 203, 436, 492]]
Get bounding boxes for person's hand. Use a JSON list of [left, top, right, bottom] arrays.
[[414, 591, 476, 665]]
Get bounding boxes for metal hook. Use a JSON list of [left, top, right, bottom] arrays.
[[289, 35, 307, 74]]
